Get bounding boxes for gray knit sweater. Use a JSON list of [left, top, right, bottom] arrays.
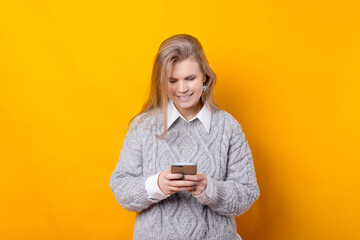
[[109, 108, 260, 240]]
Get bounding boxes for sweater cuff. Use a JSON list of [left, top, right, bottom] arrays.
[[202, 178, 226, 209], [144, 172, 170, 202], [194, 176, 214, 204], [116, 176, 157, 212]]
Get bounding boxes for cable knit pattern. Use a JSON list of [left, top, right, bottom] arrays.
[[109, 109, 260, 240]]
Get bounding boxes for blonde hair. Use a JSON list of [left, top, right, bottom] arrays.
[[128, 34, 220, 138]]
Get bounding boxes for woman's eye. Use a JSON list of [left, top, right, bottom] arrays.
[[169, 77, 195, 83]]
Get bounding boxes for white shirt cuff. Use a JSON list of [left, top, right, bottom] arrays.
[[194, 176, 214, 204], [144, 172, 170, 202]]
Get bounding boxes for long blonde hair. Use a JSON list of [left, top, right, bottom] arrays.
[[128, 34, 220, 138]]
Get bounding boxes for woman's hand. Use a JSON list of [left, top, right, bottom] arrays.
[[183, 173, 207, 196], [158, 170, 207, 196]]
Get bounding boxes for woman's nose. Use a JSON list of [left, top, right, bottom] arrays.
[[177, 80, 189, 93]]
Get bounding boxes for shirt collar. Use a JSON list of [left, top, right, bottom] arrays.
[[166, 100, 211, 133]]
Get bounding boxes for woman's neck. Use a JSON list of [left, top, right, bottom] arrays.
[[175, 100, 204, 121]]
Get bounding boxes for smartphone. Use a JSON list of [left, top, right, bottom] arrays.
[[171, 163, 197, 175]]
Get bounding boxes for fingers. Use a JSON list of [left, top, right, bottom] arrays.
[[167, 173, 184, 180], [164, 171, 207, 181], [169, 186, 196, 192], [163, 182, 196, 194], [167, 179, 198, 191], [158, 171, 208, 196], [163, 170, 185, 180], [185, 173, 208, 196], [183, 173, 206, 181], [189, 187, 206, 196], [159, 170, 198, 195], [169, 180, 196, 187]]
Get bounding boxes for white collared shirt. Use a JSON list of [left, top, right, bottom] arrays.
[[166, 100, 212, 133], [144, 100, 214, 204]]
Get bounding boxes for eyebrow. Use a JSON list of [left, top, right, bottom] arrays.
[[169, 74, 197, 80]]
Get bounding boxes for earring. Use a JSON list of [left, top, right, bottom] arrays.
[[202, 85, 207, 91]]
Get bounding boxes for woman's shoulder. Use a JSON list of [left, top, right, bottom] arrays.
[[129, 109, 162, 132], [211, 109, 247, 142], [212, 108, 242, 129]]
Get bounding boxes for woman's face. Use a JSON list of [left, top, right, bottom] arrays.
[[167, 58, 205, 118]]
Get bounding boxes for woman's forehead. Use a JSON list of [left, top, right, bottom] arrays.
[[170, 58, 202, 77]]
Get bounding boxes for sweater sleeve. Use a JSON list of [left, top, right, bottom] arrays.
[[109, 121, 155, 212], [203, 121, 260, 217], [144, 172, 169, 202]]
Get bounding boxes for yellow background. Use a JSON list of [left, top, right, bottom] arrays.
[[1, 0, 359, 239]]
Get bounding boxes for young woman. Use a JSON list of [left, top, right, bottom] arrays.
[[110, 34, 260, 240]]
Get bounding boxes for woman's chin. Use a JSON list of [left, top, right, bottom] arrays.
[[175, 102, 193, 110]]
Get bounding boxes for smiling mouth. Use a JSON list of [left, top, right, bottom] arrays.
[[177, 93, 193, 100]]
